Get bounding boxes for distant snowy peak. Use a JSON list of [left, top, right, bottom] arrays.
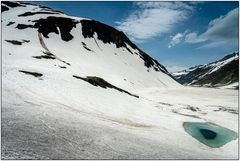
[[173, 52, 239, 89]]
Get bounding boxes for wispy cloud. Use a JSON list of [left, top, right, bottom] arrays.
[[195, 41, 228, 49], [168, 7, 238, 48], [168, 30, 189, 48], [168, 33, 184, 48], [201, 8, 238, 41], [115, 2, 195, 43]]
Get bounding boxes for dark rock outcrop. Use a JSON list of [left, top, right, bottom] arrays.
[[1, 5, 9, 12], [5, 40, 30, 45], [18, 11, 59, 17], [19, 70, 43, 78], [59, 66, 66, 69], [5, 40, 22, 45], [81, 42, 93, 51], [33, 16, 78, 41], [22, 40, 30, 43], [16, 24, 35, 30], [33, 55, 56, 60], [73, 75, 139, 98], [2, 1, 25, 8], [6, 21, 15, 26]]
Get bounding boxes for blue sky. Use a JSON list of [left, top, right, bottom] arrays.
[[32, 1, 239, 72]]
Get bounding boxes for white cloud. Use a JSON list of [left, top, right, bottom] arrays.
[[200, 8, 238, 41], [168, 7, 239, 48], [168, 33, 184, 48], [115, 2, 195, 43], [168, 30, 190, 48], [185, 32, 206, 43]]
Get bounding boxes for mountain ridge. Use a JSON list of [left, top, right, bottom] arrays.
[[173, 52, 239, 89]]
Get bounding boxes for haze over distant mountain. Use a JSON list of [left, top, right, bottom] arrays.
[[173, 52, 239, 89]]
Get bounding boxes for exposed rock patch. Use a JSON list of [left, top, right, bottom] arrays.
[[81, 42, 93, 52], [5, 39, 30, 45], [42, 51, 54, 56], [73, 75, 139, 98], [1, 5, 9, 12], [5, 40, 22, 45], [16, 24, 35, 30], [34, 16, 78, 41], [22, 40, 30, 43], [81, 20, 133, 48], [33, 51, 56, 60], [38, 5, 52, 9], [6, 21, 15, 26], [19, 70, 43, 78], [59, 66, 66, 69], [61, 60, 71, 66], [18, 11, 60, 17], [2, 1, 25, 8], [33, 55, 56, 60]]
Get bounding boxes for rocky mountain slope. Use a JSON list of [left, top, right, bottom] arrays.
[[1, 1, 238, 160], [2, 1, 178, 92], [173, 52, 239, 89]]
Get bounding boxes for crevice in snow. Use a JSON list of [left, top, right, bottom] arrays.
[[93, 36, 102, 51], [38, 32, 71, 66]]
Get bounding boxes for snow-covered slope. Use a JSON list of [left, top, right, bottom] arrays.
[[2, 2, 238, 159], [173, 52, 239, 89], [2, 1, 179, 93]]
